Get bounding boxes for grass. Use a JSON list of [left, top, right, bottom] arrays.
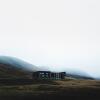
[[0, 79, 100, 100]]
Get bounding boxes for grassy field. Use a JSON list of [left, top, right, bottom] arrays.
[[0, 79, 100, 100]]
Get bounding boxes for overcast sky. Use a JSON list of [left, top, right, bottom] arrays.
[[0, 0, 100, 77]]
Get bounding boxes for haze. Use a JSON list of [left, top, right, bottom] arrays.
[[0, 0, 100, 78]]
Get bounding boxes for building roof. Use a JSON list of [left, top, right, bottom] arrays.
[[34, 71, 66, 74]]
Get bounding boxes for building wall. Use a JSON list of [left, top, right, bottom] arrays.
[[32, 71, 66, 80]]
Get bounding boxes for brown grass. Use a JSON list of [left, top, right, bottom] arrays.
[[0, 79, 100, 100]]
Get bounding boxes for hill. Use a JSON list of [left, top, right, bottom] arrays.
[[0, 56, 39, 79], [0, 56, 94, 80], [66, 73, 94, 79]]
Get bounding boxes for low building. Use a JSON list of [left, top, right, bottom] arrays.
[[32, 71, 66, 80]]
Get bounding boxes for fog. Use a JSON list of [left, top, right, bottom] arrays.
[[0, 0, 100, 78]]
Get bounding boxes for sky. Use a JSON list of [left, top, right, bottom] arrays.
[[0, 0, 100, 78]]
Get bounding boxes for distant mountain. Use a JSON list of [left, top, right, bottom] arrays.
[[65, 70, 94, 79], [65, 73, 94, 79]]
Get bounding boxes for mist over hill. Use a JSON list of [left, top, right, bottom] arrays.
[[0, 56, 94, 79], [0, 56, 39, 71], [0, 56, 40, 79]]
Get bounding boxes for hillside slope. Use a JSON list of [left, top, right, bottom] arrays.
[[0, 56, 94, 80], [0, 63, 32, 78], [0, 56, 40, 79]]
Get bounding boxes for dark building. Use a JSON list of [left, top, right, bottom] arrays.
[[32, 71, 66, 80]]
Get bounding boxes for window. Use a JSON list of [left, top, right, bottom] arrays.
[[46, 75, 48, 77], [42, 74, 44, 77], [40, 73, 44, 75]]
